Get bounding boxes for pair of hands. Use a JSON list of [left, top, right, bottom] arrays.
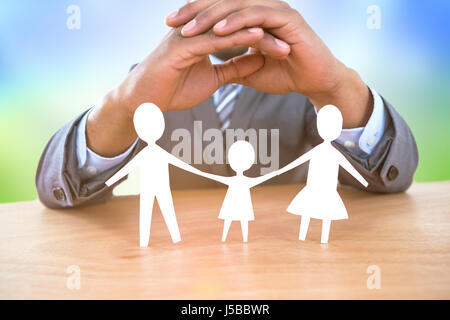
[[115, 0, 352, 115], [90, 0, 373, 158]]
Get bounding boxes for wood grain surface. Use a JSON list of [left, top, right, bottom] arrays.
[[0, 182, 449, 299]]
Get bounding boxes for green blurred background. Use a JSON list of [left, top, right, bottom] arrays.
[[1, 0, 449, 203]]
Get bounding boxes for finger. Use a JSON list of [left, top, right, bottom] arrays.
[[213, 6, 293, 38], [250, 32, 291, 59], [248, 47, 260, 55], [166, 0, 219, 27], [176, 0, 288, 36], [184, 27, 265, 58], [214, 53, 264, 86]]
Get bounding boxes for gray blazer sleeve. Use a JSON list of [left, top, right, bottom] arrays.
[[35, 109, 145, 209], [36, 63, 145, 208], [306, 97, 418, 193]]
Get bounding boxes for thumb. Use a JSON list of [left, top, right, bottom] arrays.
[[214, 53, 264, 87]]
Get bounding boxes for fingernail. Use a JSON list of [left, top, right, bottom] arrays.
[[182, 19, 197, 35], [166, 11, 178, 20], [248, 27, 261, 33], [215, 19, 227, 29], [275, 38, 290, 49]]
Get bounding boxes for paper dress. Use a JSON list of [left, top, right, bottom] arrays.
[[196, 140, 281, 242], [276, 105, 369, 243]]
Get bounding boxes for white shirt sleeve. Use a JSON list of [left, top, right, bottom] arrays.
[[76, 109, 138, 179], [334, 87, 387, 156]]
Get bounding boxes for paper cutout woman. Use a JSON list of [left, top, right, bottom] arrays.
[[276, 105, 369, 243], [196, 140, 281, 243], [105, 103, 212, 247]]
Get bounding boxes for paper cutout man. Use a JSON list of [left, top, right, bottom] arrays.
[[195, 141, 281, 243], [276, 105, 369, 243], [105, 103, 209, 247]]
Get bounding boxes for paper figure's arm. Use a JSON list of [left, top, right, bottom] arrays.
[[165, 150, 230, 185], [196, 171, 231, 186], [249, 149, 316, 188], [275, 149, 314, 177], [248, 169, 281, 188], [337, 151, 369, 187], [105, 151, 143, 187]]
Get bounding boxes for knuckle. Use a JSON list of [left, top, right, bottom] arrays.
[[197, 10, 212, 23], [166, 29, 179, 47], [171, 27, 184, 42], [195, 10, 212, 26], [178, 7, 187, 17], [196, 3, 218, 23], [238, 76, 249, 86], [214, 65, 227, 86], [230, 59, 241, 79], [207, 30, 217, 41], [232, 37, 241, 48], [178, 2, 194, 15], [277, 1, 291, 9], [252, 5, 268, 14], [290, 8, 303, 19]]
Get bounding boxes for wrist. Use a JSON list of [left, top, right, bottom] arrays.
[[308, 64, 372, 129], [115, 68, 169, 114], [86, 90, 138, 157], [103, 88, 135, 119]]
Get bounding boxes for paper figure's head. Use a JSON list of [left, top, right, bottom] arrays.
[[317, 105, 343, 142], [228, 140, 255, 174], [133, 103, 165, 143]]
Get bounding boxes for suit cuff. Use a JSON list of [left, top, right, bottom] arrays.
[[335, 87, 387, 156], [75, 108, 138, 177]]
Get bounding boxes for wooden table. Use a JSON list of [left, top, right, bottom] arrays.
[[0, 182, 449, 299]]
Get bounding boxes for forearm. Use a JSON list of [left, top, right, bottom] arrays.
[[86, 89, 138, 157], [308, 62, 373, 129]]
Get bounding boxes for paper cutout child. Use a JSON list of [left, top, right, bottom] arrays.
[[105, 103, 210, 247], [276, 105, 369, 243], [194, 140, 281, 243]]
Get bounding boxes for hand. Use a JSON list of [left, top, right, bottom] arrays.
[[167, 0, 373, 128], [87, 25, 289, 156], [113, 25, 288, 113]]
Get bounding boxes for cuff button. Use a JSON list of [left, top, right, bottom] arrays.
[[367, 135, 377, 147], [387, 165, 399, 181], [80, 185, 89, 197], [86, 166, 98, 176], [344, 141, 356, 149], [52, 187, 66, 201]]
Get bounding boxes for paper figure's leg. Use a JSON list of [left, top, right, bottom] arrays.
[[299, 216, 310, 241], [222, 219, 232, 242], [240, 220, 248, 243], [321, 219, 331, 244], [139, 193, 155, 248], [156, 191, 181, 243]]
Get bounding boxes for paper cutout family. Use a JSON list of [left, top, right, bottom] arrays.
[[106, 103, 368, 247]]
